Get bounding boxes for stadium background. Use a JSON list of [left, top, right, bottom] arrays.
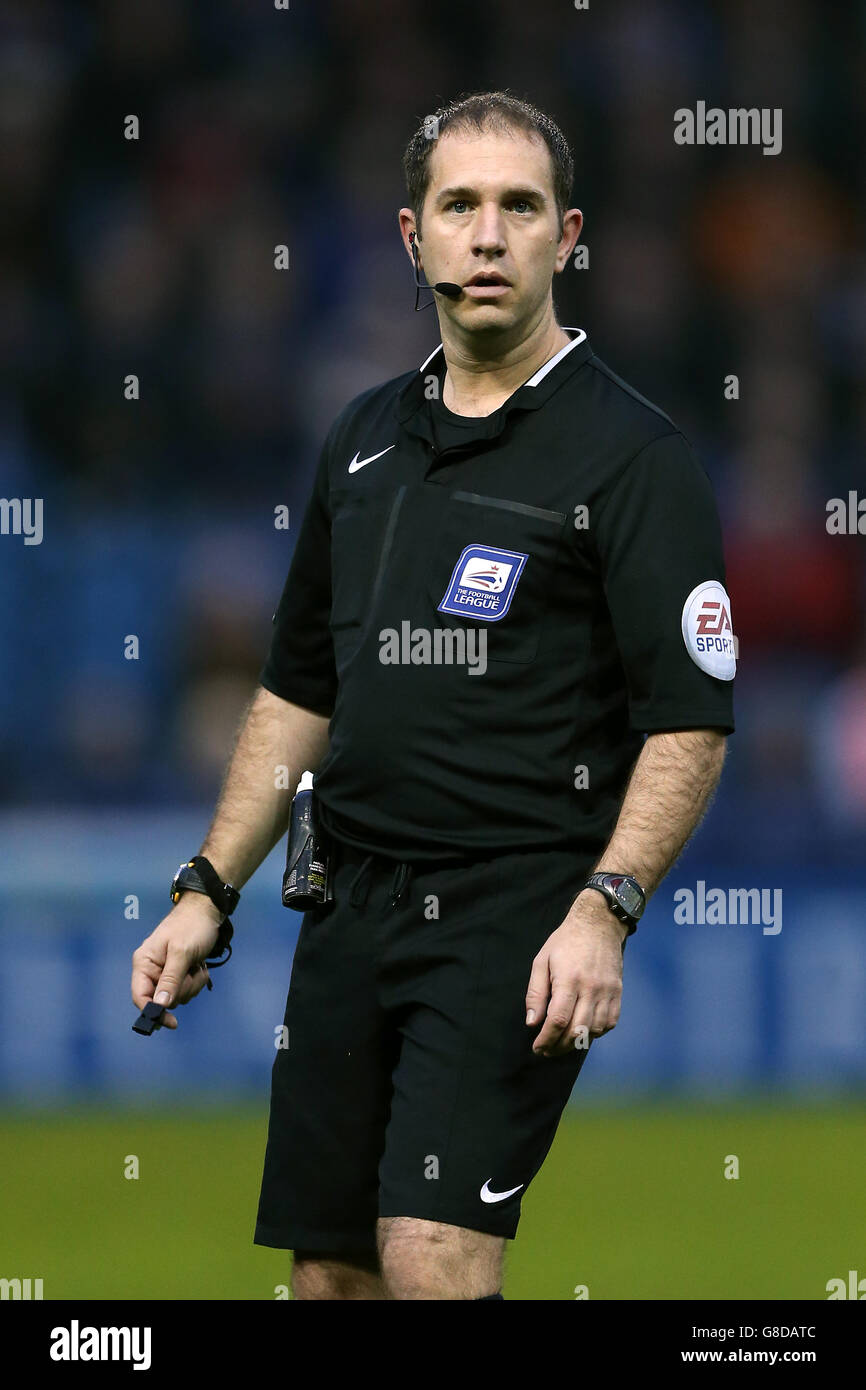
[[0, 0, 863, 1300]]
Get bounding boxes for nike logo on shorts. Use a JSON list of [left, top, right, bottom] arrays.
[[480, 1179, 524, 1204], [348, 445, 395, 473]]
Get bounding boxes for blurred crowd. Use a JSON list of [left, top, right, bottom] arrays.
[[0, 0, 863, 864]]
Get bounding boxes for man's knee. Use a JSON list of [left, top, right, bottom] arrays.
[[291, 1249, 386, 1300], [377, 1217, 505, 1300]]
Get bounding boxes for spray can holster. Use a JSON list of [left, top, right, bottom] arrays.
[[281, 772, 334, 911]]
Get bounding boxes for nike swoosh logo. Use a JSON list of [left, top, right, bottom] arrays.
[[348, 444, 395, 473], [480, 1180, 524, 1205]]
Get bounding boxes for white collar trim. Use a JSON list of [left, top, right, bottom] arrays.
[[418, 327, 586, 386], [525, 328, 587, 386]]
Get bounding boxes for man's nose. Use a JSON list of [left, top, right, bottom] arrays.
[[472, 205, 507, 254]]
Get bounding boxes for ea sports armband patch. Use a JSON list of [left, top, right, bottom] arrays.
[[681, 580, 737, 680]]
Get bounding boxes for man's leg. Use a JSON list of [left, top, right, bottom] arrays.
[[373, 850, 597, 1297], [254, 851, 399, 1264], [291, 1249, 388, 1300], [377, 1218, 505, 1300]]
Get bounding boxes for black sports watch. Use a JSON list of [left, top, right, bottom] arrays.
[[579, 872, 646, 936], [169, 856, 239, 966]]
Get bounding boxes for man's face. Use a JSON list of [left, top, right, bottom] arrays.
[[411, 126, 579, 336]]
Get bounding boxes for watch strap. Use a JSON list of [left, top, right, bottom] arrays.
[[170, 856, 238, 967], [581, 872, 645, 935], [171, 857, 240, 915]]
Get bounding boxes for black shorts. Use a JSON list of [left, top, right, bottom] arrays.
[[254, 840, 613, 1254]]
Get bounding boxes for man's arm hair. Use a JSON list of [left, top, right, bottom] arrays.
[[197, 684, 331, 890], [585, 728, 727, 901]]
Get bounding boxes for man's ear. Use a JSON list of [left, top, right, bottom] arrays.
[[398, 208, 419, 262], [554, 208, 583, 273]]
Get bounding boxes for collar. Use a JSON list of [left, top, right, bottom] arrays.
[[395, 327, 592, 441]]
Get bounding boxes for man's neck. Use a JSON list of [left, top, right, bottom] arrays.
[[439, 314, 572, 418]]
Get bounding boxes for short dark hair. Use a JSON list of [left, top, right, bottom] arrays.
[[403, 90, 574, 240]]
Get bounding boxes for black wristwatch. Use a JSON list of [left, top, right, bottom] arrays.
[[579, 872, 646, 936], [169, 856, 240, 966]]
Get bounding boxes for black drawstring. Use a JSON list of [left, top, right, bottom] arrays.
[[346, 854, 414, 911], [348, 854, 375, 908], [389, 861, 413, 909]]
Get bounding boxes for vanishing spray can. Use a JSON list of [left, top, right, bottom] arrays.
[[282, 771, 332, 910]]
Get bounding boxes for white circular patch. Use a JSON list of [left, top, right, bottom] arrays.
[[681, 580, 737, 680]]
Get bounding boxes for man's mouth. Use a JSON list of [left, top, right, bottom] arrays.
[[464, 272, 511, 287]]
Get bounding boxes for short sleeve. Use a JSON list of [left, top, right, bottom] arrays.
[[258, 433, 337, 716], [593, 431, 736, 734]]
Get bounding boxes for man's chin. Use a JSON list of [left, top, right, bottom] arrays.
[[457, 292, 514, 308], [450, 299, 519, 329]]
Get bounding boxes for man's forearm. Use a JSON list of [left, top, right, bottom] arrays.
[[527, 728, 727, 1056], [574, 728, 727, 916], [197, 685, 331, 890]]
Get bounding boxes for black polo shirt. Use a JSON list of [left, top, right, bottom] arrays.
[[261, 327, 736, 863]]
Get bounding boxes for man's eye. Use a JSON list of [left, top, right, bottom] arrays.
[[446, 199, 533, 213]]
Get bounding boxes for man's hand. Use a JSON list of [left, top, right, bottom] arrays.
[[131, 895, 225, 1031], [525, 892, 628, 1058]]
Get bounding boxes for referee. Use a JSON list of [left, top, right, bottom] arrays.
[[131, 92, 735, 1300]]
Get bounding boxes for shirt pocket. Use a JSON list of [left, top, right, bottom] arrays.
[[429, 490, 568, 664], [329, 486, 399, 633]]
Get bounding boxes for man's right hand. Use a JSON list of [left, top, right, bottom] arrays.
[[131, 895, 226, 1031]]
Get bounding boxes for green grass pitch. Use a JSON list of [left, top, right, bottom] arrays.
[[1, 1102, 862, 1300]]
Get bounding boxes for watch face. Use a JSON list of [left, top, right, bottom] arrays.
[[610, 876, 644, 918]]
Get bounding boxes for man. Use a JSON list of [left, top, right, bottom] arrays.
[[131, 92, 735, 1300]]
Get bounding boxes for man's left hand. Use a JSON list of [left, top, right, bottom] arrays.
[[525, 892, 628, 1058]]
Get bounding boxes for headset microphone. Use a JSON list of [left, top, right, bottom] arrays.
[[409, 232, 462, 309]]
